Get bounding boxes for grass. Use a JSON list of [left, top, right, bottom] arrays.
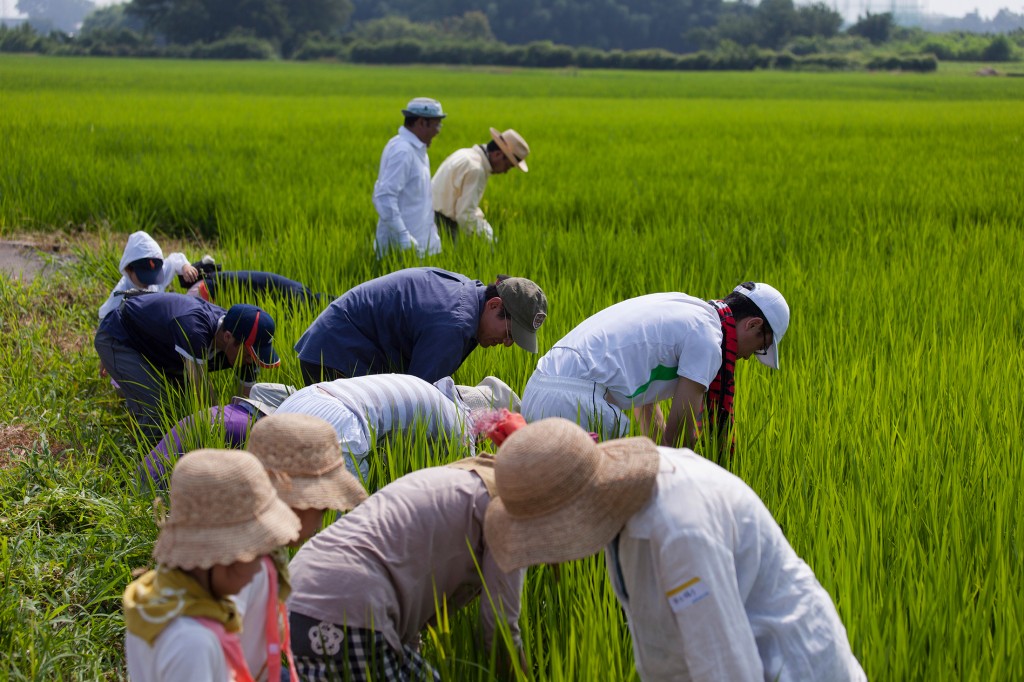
[[1, 54, 1023, 680]]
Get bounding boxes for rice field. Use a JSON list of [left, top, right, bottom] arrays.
[[1, 54, 1023, 680]]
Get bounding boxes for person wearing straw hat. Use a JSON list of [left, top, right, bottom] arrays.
[[294, 267, 547, 387], [233, 414, 368, 682], [95, 292, 281, 444], [274, 372, 520, 479], [139, 382, 296, 491], [124, 449, 301, 682], [373, 97, 447, 259], [521, 282, 789, 451], [285, 455, 526, 681], [484, 418, 866, 682], [432, 127, 530, 244]]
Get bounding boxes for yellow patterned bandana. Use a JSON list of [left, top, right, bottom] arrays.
[[123, 566, 242, 646]]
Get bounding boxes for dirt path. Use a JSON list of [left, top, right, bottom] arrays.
[[0, 239, 75, 282]]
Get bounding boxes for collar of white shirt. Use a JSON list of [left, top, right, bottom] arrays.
[[397, 125, 427, 150]]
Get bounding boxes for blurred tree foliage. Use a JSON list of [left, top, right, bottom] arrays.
[[126, 0, 353, 50]]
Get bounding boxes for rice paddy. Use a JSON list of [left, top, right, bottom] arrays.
[[1, 54, 1023, 680]]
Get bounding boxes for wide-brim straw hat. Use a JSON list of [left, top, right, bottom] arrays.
[[153, 449, 301, 570], [456, 376, 522, 413], [489, 127, 530, 172], [484, 418, 660, 572], [247, 414, 367, 511]]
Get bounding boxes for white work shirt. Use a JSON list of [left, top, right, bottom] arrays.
[[534, 293, 723, 409], [431, 145, 495, 241], [233, 563, 272, 682], [125, 617, 230, 681], [373, 126, 440, 258], [607, 448, 866, 682]]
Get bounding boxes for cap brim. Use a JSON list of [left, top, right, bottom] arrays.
[[135, 268, 162, 286], [509, 317, 538, 353], [247, 343, 281, 370], [402, 110, 446, 118], [756, 341, 779, 370]]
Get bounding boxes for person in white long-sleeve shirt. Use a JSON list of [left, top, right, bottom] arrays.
[[98, 231, 199, 320], [485, 418, 867, 682], [373, 97, 446, 259]]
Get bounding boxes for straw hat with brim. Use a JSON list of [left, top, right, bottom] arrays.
[[489, 128, 530, 172], [456, 376, 522, 413], [484, 418, 660, 572], [231, 383, 296, 417], [247, 414, 368, 512], [153, 449, 301, 570]]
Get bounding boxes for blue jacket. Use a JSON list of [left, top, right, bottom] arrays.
[[294, 268, 486, 383]]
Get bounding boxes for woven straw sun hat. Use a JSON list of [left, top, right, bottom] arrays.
[[484, 418, 660, 572], [489, 128, 530, 172], [153, 449, 301, 570], [246, 414, 367, 512]]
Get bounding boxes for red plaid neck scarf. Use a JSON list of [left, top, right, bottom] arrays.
[[706, 300, 738, 433]]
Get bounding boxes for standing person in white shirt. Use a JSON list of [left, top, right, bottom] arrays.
[[432, 127, 530, 244], [373, 97, 446, 259], [484, 418, 867, 682], [521, 282, 789, 450]]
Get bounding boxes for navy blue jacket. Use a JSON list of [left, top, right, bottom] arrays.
[[294, 268, 486, 383]]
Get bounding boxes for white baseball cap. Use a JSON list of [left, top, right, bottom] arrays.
[[733, 283, 789, 370]]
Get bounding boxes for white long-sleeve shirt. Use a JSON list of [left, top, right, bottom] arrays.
[[373, 126, 440, 258], [99, 231, 190, 320], [431, 145, 495, 241], [607, 448, 866, 682]]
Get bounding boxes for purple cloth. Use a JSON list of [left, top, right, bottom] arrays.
[[139, 404, 256, 490]]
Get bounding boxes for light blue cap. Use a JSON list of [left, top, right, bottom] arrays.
[[402, 97, 446, 119]]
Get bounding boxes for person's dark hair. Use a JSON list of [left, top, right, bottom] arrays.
[[404, 115, 423, 128], [723, 282, 772, 333], [484, 275, 512, 313], [485, 140, 501, 154]]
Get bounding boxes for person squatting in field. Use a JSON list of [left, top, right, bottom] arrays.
[[273, 372, 520, 480], [186, 270, 333, 308], [233, 414, 368, 682], [484, 418, 867, 682], [123, 449, 301, 682], [139, 382, 295, 490], [285, 449, 525, 681], [432, 127, 531, 244], [373, 97, 446, 259], [293, 266, 547, 387], [94, 292, 280, 444], [520, 282, 789, 450], [97, 230, 201, 321]]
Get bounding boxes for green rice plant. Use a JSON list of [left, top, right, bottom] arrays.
[[0, 54, 1022, 680]]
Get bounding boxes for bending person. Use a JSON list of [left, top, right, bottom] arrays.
[[286, 454, 524, 680], [521, 282, 789, 449], [139, 382, 296, 491], [187, 270, 332, 307], [484, 418, 866, 682], [293, 267, 546, 386], [274, 373, 519, 479]]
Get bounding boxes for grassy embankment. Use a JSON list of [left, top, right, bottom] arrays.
[[2, 55, 1023, 680]]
